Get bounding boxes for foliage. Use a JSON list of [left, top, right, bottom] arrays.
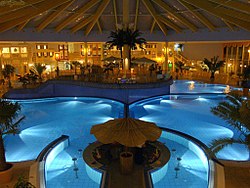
[[209, 91, 250, 153], [2, 64, 15, 88], [2, 64, 15, 79], [243, 66, 250, 80], [71, 61, 81, 75], [0, 99, 25, 171], [14, 175, 35, 188], [31, 63, 46, 78], [175, 61, 185, 73], [106, 28, 147, 63], [203, 56, 224, 79], [106, 29, 124, 59]]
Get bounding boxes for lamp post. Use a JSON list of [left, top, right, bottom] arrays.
[[0, 49, 2, 79], [55, 52, 60, 77]]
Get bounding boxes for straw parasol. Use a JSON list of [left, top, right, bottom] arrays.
[[102, 56, 122, 62], [90, 118, 162, 147], [132, 57, 157, 64]]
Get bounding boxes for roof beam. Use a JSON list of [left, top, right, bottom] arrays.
[[134, 0, 140, 31], [55, 0, 101, 32], [158, 16, 182, 33], [97, 20, 102, 33], [36, 0, 76, 32], [0, 0, 68, 24], [178, 0, 216, 31], [182, 0, 250, 31], [0, 0, 45, 15], [152, 0, 198, 32], [142, 0, 168, 36], [223, 20, 236, 31], [112, 0, 118, 30], [17, 20, 30, 31], [85, 0, 110, 36], [71, 16, 94, 33], [208, 0, 250, 14], [150, 20, 156, 33], [0, 0, 70, 33]]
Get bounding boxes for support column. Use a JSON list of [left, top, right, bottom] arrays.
[[123, 0, 130, 71], [0, 50, 2, 79], [163, 42, 168, 73], [84, 42, 88, 65]]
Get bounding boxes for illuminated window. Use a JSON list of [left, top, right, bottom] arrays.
[[37, 52, 42, 57], [49, 52, 53, 57], [20, 47, 27, 53], [11, 47, 19, 53], [36, 45, 41, 50], [44, 45, 48, 49], [2, 47, 10, 53], [43, 52, 48, 57]]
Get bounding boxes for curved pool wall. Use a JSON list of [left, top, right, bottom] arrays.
[[129, 94, 249, 161], [4, 79, 172, 104]]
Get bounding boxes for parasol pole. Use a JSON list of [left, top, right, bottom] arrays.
[[124, 103, 129, 118]]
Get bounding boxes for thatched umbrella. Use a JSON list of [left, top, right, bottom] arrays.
[[90, 118, 162, 147], [102, 56, 122, 62], [132, 57, 157, 64]]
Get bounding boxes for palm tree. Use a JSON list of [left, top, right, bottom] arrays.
[[106, 28, 146, 69], [106, 29, 124, 59], [123, 28, 147, 64], [209, 92, 250, 155], [71, 61, 81, 75], [2, 64, 15, 88], [203, 56, 224, 81], [0, 99, 25, 171], [31, 63, 46, 82]]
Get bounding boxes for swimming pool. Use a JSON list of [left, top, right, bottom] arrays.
[[3, 80, 248, 187]]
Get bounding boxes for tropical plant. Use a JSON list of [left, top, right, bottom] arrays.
[[14, 175, 35, 188], [203, 56, 224, 80], [123, 28, 147, 62], [71, 61, 81, 75], [32, 63, 46, 79], [209, 92, 250, 154], [2, 64, 15, 88], [0, 99, 25, 171], [106, 28, 146, 68], [106, 29, 124, 59], [175, 61, 185, 73]]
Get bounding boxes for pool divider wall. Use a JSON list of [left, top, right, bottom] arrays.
[[28, 135, 69, 188], [4, 79, 172, 104], [208, 160, 225, 188]]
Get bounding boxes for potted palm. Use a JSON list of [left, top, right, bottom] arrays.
[[2, 64, 15, 88], [0, 99, 25, 184], [203, 56, 224, 82], [32, 63, 46, 83], [209, 92, 250, 158], [71, 61, 81, 80]]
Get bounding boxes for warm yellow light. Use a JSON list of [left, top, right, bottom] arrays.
[[55, 52, 60, 60]]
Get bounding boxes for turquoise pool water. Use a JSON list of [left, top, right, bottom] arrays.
[[3, 80, 248, 187]]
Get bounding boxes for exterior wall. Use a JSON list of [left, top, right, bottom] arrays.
[[181, 43, 224, 61]]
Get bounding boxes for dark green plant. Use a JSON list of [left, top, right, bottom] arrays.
[[31, 63, 46, 80], [14, 175, 35, 188], [2, 64, 15, 88], [0, 99, 25, 171], [106, 29, 125, 59], [106, 28, 146, 67], [71, 61, 81, 75], [210, 92, 250, 154], [203, 56, 224, 80], [175, 61, 185, 73]]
